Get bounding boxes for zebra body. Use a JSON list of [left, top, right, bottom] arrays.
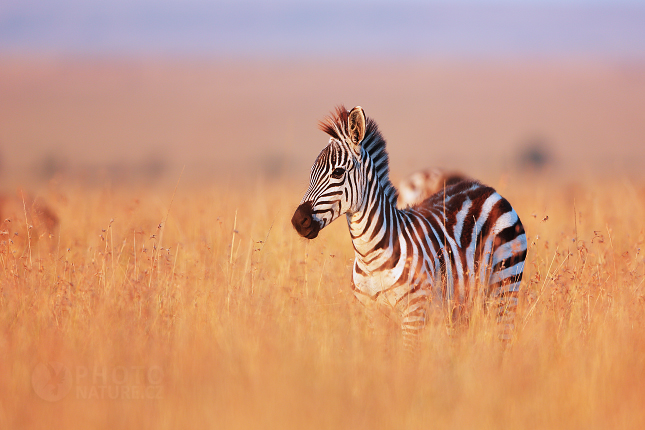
[[292, 106, 526, 342]]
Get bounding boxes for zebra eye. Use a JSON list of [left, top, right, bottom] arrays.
[[331, 167, 345, 179]]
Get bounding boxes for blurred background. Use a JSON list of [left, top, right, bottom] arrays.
[[1, 0, 644, 185]]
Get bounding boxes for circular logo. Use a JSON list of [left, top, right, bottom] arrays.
[[32, 362, 73, 402]]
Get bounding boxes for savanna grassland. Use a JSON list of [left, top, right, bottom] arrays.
[[1, 173, 645, 429], [1, 58, 645, 429]]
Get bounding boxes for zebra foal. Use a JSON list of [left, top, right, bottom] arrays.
[[291, 106, 527, 345]]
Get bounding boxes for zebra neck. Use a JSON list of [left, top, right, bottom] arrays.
[[347, 182, 402, 263]]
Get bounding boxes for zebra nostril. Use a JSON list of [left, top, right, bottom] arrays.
[[292, 201, 320, 239]]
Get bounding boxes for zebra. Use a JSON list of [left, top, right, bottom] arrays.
[[398, 168, 469, 208], [291, 106, 527, 346]]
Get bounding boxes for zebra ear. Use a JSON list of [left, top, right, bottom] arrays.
[[348, 106, 366, 147]]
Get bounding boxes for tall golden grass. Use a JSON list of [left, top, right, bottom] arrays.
[[1, 172, 644, 429]]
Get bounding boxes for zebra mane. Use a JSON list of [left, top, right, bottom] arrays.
[[319, 106, 399, 205]]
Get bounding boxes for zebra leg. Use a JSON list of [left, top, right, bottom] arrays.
[[400, 289, 428, 354], [492, 272, 522, 341], [352, 285, 384, 339]]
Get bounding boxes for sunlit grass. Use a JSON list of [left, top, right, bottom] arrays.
[[1, 173, 644, 429]]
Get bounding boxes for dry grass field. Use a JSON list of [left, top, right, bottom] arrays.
[[1, 58, 645, 429], [1, 175, 645, 429]]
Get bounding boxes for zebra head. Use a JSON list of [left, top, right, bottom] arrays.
[[291, 106, 368, 239]]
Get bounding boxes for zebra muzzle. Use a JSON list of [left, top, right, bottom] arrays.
[[292, 201, 321, 239]]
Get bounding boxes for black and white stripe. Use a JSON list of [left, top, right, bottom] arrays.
[[292, 106, 527, 345]]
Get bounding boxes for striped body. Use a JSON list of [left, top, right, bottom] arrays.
[[292, 106, 527, 343]]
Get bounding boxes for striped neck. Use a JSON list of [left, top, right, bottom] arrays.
[[346, 165, 402, 264]]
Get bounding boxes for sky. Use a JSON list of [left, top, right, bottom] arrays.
[[1, 0, 644, 59]]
